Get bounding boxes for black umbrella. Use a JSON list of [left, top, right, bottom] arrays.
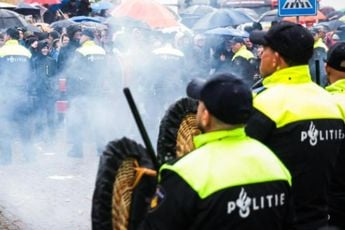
[[205, 27, 249, 37], [180, 5, 216, 28], [326, 11, 345, 21], [14, 3, 40, 16], [26, 23, 41, 33], [258, 9, 283, 23], [81, 21, 107, 30], [318, 20, 345, 31], [180, 5, 216, 16], [193, 8, 254, 31], [233, 8, 259, 22], [50, 19, 78, 31], [0, 9, 28, 30]]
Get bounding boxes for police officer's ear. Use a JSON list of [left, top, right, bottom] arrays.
[[197, 101, 211, 131], [274, 51, 287, 71]]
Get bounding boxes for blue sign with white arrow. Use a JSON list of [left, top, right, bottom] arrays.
[[278, 0, 317, 17]]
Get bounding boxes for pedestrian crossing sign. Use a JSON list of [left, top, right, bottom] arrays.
[[278, 0, 317, 17]]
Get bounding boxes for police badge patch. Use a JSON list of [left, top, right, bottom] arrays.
[[149, 185, 166, 212]]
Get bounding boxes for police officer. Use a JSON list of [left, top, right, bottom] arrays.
[[309, 26, 328, 87], [141, 73, 293, 230], [66, 28, 107, 157], [31, 41, 58, 141], [247, 22, 344, 230], [0, 27, 34, 164], [324, 42, 345, 230], [230, 37, 256, 86]]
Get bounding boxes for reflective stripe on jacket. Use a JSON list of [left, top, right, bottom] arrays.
[[143, 128, 293, 230], [232, 45, 254, 61], [246, 65, 344, 230], [0, 40, 31, 58], [76, 40, 106, 56]]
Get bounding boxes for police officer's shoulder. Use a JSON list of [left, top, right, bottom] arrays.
[[161, 151, 194, 166], [253, 85, 267, 95]]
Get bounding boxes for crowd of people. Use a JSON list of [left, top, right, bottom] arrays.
[[141, 22, 345, 230], [0, 1, 345, 229]]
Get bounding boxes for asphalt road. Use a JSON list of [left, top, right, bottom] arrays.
[[0, 138, 100, 230]]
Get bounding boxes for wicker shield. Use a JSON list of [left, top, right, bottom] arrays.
[[92, 137, 157, 230], [157, 97, 201, 164]]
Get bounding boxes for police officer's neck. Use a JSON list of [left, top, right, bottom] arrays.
[[207, 118, 244, 133]]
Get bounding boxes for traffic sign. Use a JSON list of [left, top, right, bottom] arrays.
[[278, 0, 317, 17]]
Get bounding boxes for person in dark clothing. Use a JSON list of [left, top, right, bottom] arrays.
[[25, 35, 39, 60], [43, 5, 63, 24], [142, 73, 293, 230], [77, 0, 91, 16], [324, 42, 345, 230], [247, 22, 344, 230], [230, 37, 256, 86], [309, 27, 328, 87], [210, 38, 233, 74], [31, 41, 58, 141], [57, 24, 81, 72], [61, 0, 78, 18]]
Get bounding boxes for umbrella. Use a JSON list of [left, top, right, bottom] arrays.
[[0, 9, 28, 30], [111, 0, 179, 29], [179, 5, 216, 28], [180, 5, 216, 16], [91, 0, 114, 11], [24, 0, 61, 4], [320, 6, 335, 17], [105, 16, 151, 30], [0, 2, 16, 9], [340, 16, 345, 23], [326, 11, 345, 21], [70, 15, 105, 23], [192, 8, 254, 31], [26, 23, 42, 32], [24, 0, 61, 5], [318, 20, 345, 31], [283, 11, 327, 24], [258, 9, 283, 23], [80, 21, 107, 30], [233, 8, 259, 21], [14, 3, 40, 16], [31, 2, 48, 16], [50, 19, 77, 30], [205, 26, 249, 37]]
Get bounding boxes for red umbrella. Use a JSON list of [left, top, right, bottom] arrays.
[[111, 0, 178, 28], [24, 0, 61, 5]]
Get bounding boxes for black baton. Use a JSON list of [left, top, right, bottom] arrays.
[[315, 60, 320, 86], [123, 87, 160, 170]]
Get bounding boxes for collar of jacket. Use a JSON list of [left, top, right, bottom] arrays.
[[193, 128, 246, 149], [326, 79, 345, 93], [314, 38, 328, 51], [232, 45, 253, 61], [262, 65, 312, 87], [4, 39, 19, 46], [81, 40, 96, 47]]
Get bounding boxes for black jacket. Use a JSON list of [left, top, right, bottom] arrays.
[[246, 66, 344, 230], [31, 54, 58, 100]]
